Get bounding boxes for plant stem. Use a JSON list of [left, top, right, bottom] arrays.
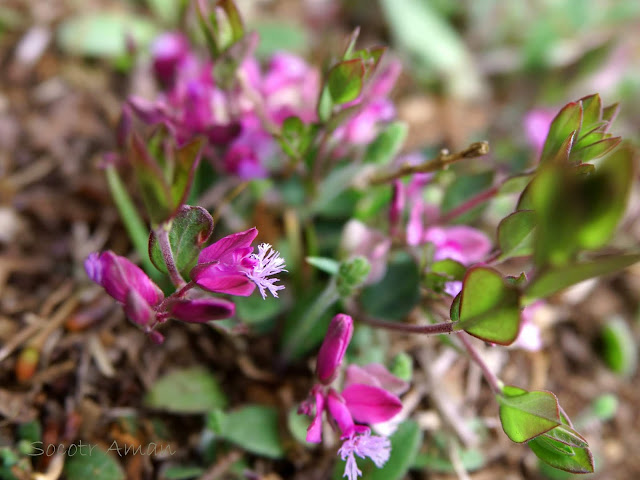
[[457, 332, 502, 395], [155, 223, 186, 288], [368, 141, 490, 185], [437, 184, 499, 224], [358, 314, 455, 335]]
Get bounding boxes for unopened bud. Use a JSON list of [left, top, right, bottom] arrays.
[[316, 314, 353, 384]]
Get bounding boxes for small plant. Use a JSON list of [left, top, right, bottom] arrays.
[[80, 1, 639, 477]]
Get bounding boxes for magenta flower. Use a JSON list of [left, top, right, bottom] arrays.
[[299, 314, 404, 480], [150, 32, 191, 87], [190, 228, 286, 299]]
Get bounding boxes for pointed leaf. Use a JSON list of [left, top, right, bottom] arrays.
[[327, 58, 365, 104], [364, 121, 408, 165], [540, 102, 582, 164], [528, 435, 594, 473], [571, 136, 621, 164], [549, 130, 576, 164], [602, 102, 620, 126], [149, 206, 214, 274], [525, 253, 640, 301], [130, 134, 172, 225], [171, 137, 205, 210], [497, 388, 560, 443], [579, 94, 602, 129], [498, 210, 536, 260], [600, 316, 638, 377], [454, 267, 521, 345]]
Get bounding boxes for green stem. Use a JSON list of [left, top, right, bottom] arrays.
[[281, 280, 340, 361], [105, 165, 160, 281]]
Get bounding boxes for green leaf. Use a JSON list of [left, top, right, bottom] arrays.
[[379, 0, 481, 97], [144, 367, 227, 413], [497, 388, 561, 443], [431, 259, 467, 281], [360, 252, 421, 320], [64, 446, 125, 480], [327, 59, 364, 104], [254, 21, 309, 59], [454, 267, 521, 345], [578, 93, 602, 129], [368, 420, 422, 480], [364, 122, 408, 165], [600, 316, 638, 377], [528, 435, 594, 474], [317, 86, 333, 123], [497, 210, 536, 260], [218, 405, 285, 459], [287, 406, 311, 445], [149, 206, 213, 274], [441, 172, 494, 224], [57, 12, 158, 58], [525, 253, 640, 301], [540, 102, 582, 164], [306, 256, 340, 275], [170, 137, 205, 210], [130, 134, 173, 225], [571, 136, 620, 164], [498, 174, 533, 195], [162, 466, 206, 480]]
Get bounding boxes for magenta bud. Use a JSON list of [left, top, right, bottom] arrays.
[[85, 251, 163, 306], [316, 314, 353, 384], [305, 389, 326, 444], [124, 290, 155, 327], [168, 298, 235, 323], [151, 32, 190, 86]]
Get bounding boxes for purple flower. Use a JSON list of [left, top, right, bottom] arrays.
[[511, 302, 544, 351], [191, 228, 286, 299], [316, 314, 354, 384]]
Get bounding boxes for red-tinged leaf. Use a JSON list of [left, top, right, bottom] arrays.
[[549, 130, 576, 164], [327, 58, 365, 104], [218, 0, 244, 42], [454, 267, 521, 345], [497, 210, 536, 260], [342, 26, 360, 59], [130, 134, 172, 225], [149, 205, 214, 274], [578, 93, 602, 129], [171, 136, 205, 211], [497, 388, 561, 443], [540, 102, 582, 164], [602, 102, 620, 127], [573, 121, 607, 150], [571, 136, 621, 164]]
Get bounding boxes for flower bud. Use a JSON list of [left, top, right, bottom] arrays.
[[168, 298, 235, 323], [316, 314, 353, 384]]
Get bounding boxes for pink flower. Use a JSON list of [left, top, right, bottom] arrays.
[[191, 228, 286, 299], [300, 314, 404, 480], [511, 302, 544, 351], [524, 109, 555, 154], [423, 226, 491, 265]]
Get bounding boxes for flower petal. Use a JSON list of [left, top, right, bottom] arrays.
[[316, 314, 353, 384], [198, 228, 258, 265], [342, 384, 402, 424]]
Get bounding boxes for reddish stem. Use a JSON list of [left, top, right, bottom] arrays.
[[438, 185, 499, 224]]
